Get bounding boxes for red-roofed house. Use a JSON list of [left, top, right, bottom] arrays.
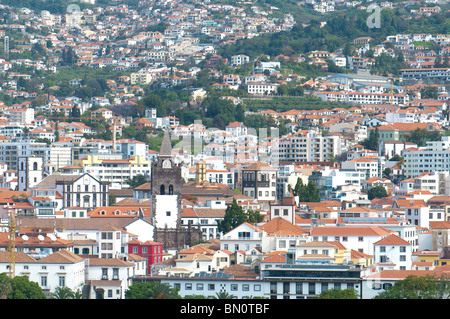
[[373, 234, 412, 271], [310, 226, 393, 255]]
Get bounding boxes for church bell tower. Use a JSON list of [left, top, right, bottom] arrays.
[[150, 131, 182, 229]]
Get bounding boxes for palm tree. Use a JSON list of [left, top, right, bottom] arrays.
[[149, 282, 180, 299], [0, 277, 11, 299], [50, 286, 74, 299], [214, 291, 235, 299], [72, 289, 85, 299]]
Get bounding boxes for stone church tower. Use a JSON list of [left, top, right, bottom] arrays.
[[151, 131, 201, 250], [151, 131, 182, 229]]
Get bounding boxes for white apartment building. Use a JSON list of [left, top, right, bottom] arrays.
[[246, 82, 278, 95], [0, 140, 50, 170], [75, 155, 152, 189], [130, 72, 154, 85], [230, 54, 250, 66], [316, 91, 409, 106], [405, 202, 430, 228], [373, 234, 412, 270], [3, 107, 34, 124], [340, 157, 380, 183], [276, 130, 341, 163], [400, 68, 450, 82], [385, 110, 417, 123], [403, 136, 450, 178]]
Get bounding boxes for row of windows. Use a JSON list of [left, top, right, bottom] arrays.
[[176, 282, 260, 292]]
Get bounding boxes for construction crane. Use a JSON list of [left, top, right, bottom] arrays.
[[388, 74, 402, 107], [6, 205, 16, 278]]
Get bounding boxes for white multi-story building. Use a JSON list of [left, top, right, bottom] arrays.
[[230, 54, 250, 66], [220, 222, 263, 253], [1, 249, 86, 297], [373, 234, 412, 270], [242, 161, 278, 201], [246, 82, 278, 95], [0, 140, 50, 171], [403, 136, 450, 178], [385, 110, 417, 123], [276, 130, 342, 163], [309, 226, 392, 256], [3, 107, 34, 124], [79, 156, 151, 189], [341, 157, 380, 183], [85, 256, 143, 299]]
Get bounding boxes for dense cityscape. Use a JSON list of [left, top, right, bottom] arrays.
[[0, 0, 448, 302]]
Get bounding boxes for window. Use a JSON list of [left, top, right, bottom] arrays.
[[231, 284, 238, 291], [185, 283, 192, 290], [382, 283, 392, 290], [41, 276, 47, 287], [308, 283, 315, 295], [400, 246, 406, 253], [296, 282, 303, 294], [358, 237, 363, 242], [254, 284, 261, 292], [242, 284, 249, 291], [208, 284, 215, 291], [102, 268, 108, 280], [196, 283, 203, 290], [380, 246, 386, 252], [108, 290, 113, 298]]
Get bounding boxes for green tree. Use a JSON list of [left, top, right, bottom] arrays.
[[0, 274, 46, 299], [374, 275, 450, 299], [216, 199, 248, 234], [184, 294, 208, 299], [126, 174, 148, 188], [214, 291, 235, 299], [367, 186, 388, 200], [306, 180, 321, 202], [362, 127, 380, 151], [247, 209, 265, 224], [408, 128, 442, 146], [50, 286, 75, 299], [318, 288, 358, 299], [0, 274, 11, 299], [125, 281, 181, 299], [291, 178, 321, 202]]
